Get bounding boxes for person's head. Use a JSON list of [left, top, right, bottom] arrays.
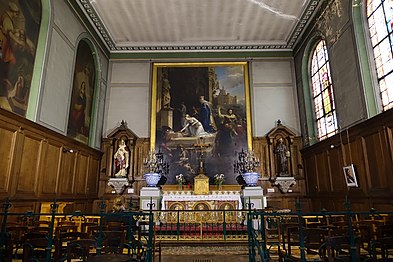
[[185, 114, 190, 119], [227, 108, 233, 114], [8, 2, 19, 17], [119, 139, 126, 147], [199, 95, 205, 102]]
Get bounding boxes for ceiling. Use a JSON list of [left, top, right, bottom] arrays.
[[75, 0, 322, 53]]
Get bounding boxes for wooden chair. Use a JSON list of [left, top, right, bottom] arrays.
[[66, 238, 97, 262], [81, 222, 98, 234], [22, 238, 50, 262], [55, 231, 88, 261], [369, 224, 393, 261], [55, 225, 78, 239], [5, 225, 28, 259], [101, 230, 126, 254], [86, 225, 102, 239], [280, 227, 328, 261]]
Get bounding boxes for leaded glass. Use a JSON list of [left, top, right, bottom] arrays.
[[367, 0, 393, 110], [310, 40, 338, 140]]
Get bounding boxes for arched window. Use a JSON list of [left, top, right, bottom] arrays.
[[366, 0, 393, 110], [310, 40, 338, 140]]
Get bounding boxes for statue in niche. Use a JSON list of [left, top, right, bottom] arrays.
[[113, 139, 129, 178], [275, 138, 290, 177]]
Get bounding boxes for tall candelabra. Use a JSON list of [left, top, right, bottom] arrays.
[[143, 150, 169, 176], [233, 148, 260, 175]]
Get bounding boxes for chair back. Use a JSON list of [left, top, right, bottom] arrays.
[[66, 238, 97, 262]]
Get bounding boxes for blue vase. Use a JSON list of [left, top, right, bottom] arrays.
[[143, 173, 161, 187], [242, 172, 259, 186]]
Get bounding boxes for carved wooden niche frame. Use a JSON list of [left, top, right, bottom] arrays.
[[104, 121, 138, 187], [266, 120, 297, 181]]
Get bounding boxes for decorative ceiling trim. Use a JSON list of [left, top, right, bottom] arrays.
[[77, 0, 321, 53]]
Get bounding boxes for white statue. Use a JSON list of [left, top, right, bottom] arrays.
[[114, 139, 129, 177]]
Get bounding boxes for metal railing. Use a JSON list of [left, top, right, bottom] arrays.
[[1, 197, 393, 262], [0, 198, 154, 262]]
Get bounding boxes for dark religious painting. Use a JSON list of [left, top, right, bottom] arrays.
[[67, 40, 95, 144], [0, 0, 41, 116], [151, 62, 252, 185]]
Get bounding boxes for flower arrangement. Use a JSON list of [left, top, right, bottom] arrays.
[[214, 173, 225, 186], [175, 174, 186, 185]]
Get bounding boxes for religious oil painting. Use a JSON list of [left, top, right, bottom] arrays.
[[151, 62, 252, 185], [343, 164, 358, 188], [67, 40, 95, 144], [0, 0, 41, 116]]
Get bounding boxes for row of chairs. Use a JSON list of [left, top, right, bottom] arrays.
[[277, 220, 393, 261], [3, 220, 147, 261]]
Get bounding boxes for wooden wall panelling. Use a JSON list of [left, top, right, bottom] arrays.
[[362, 128, 389, 191], [327, 145, 345, 192], [14, 130, 45, 199], [131, 138, 150, 196], [0, 123, 18, 196], [292, 137, 303, 178], [58, 148, 77, 197], [315, 151, 330, 192], [346, 138, 368, 194], [252, 137, 270, 179], [40, 140, 62, 197], [86, 156, 100, 196], [0, 108, 102, 213], [385, 125, 393, 192], [74, 152, 89, 196], [304, 155, 318, 195]]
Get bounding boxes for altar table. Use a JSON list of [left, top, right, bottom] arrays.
[[161, 187, 243, 211]]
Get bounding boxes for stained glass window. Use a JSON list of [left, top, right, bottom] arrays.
[[367, 0, 393, 110], [310, 40, 338, 140]]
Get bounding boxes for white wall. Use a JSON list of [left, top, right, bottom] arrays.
[[105, 59, 300, 139], [104, 62, 151, 137], [36, 0, 109, 148], [251, 59, 300, 136]]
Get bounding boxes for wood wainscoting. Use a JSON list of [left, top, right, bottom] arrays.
[[0, 108, 101, 213], [302, 109, 393, 212]]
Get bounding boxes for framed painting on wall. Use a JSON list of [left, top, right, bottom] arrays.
[[0, 0, 41, 116], [150, 62, 252, 185], [343, 164, 358, 188], [67, 40, 95, 144]]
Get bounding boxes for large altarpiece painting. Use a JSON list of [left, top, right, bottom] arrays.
[[150, 62, 252, 185]]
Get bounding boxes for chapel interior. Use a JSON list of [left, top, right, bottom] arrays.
[[0, 0, 393, 261]]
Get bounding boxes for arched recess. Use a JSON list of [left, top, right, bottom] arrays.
[[67, 35, 101, 147], [351, 0, 379, 116], [301, 34, 324, 145]]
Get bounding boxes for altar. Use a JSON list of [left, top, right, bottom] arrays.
[[160, 185, 243, 211]]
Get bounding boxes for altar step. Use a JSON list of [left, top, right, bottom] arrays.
[[154, 242, 280, 262]]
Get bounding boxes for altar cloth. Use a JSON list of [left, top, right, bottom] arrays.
[[161, 189, 243, 210]]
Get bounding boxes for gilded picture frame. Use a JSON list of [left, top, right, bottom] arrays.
[[150, 62, 252, 185]]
